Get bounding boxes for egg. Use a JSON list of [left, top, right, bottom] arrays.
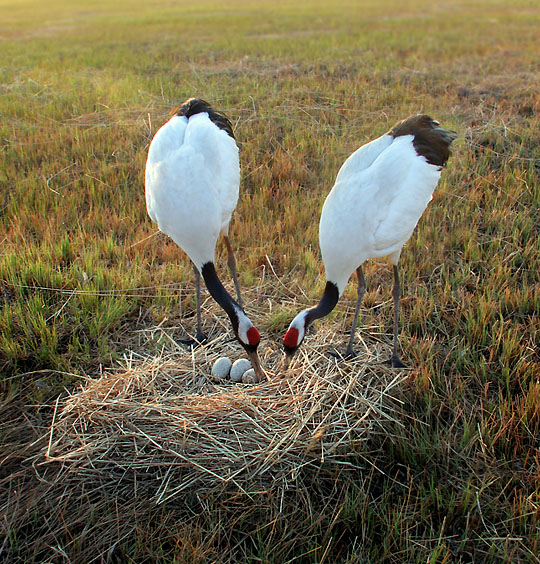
[[230, 358, 252, 382], [241, 368, 259, 384], [211, 357, 232, 379]]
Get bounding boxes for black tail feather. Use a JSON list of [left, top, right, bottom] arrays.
[[173, 98, 235, 139], [389, 114, 456, 167]]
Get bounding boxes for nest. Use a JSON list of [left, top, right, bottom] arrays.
[[43, 303, 407, 504]]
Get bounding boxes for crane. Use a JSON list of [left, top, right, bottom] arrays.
[[145, 98, 265, 381], [283, 115, 456, 369]]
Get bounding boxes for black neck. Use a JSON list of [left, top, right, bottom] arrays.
[[306, 281, 340, 326], [200, 262, 240, 330]]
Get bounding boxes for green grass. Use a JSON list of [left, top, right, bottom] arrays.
[[1, 0, 539, 562]]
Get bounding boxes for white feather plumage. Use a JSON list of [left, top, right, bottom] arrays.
[[320, 133, 441, 293], [145, 113, 240, 270]]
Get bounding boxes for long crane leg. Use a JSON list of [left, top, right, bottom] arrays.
[[344, 266, 366, 358], [180, 262, 208, 347]]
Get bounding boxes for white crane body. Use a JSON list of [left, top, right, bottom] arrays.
[[145, 113, 240, 271], [320, 134, 442, 294]]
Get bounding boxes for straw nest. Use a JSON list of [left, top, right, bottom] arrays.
[[43, 295, 407, 504]]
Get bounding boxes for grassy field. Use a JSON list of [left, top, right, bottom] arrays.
[[1, 0, 539, 562]]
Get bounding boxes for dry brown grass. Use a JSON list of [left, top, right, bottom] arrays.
[[44, 300, 405, 501], [2, 294, 408, 562]]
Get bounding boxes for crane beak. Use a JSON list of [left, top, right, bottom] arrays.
[[247, 350, 266, 382], [282, 350, 294, 371]]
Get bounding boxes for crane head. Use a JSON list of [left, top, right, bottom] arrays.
[[234, 309, 265, 381], [282, 310, 310, 369]]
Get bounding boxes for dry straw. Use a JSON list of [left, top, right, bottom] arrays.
[[42, 296, 407, 504]]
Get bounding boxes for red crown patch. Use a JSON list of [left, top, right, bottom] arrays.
[[283, 327, 299, 349], [247, 326, 260, 346]]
